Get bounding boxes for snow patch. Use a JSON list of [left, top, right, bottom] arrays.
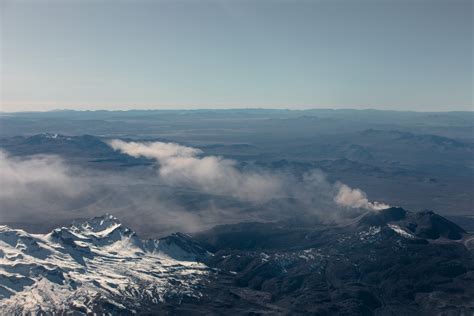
[[388, 224, 415, 239]]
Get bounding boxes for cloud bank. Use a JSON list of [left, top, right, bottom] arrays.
[[0, 150, 89, 224], [109, 140, 389, 212], [0, 150, 79, 200], [0, 141, 390, 236], [109, 140, 283, 203]]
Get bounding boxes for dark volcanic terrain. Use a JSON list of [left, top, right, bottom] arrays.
[[189, 208, 474, 315]]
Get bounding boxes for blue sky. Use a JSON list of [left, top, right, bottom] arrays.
[[1, 0, 472, 111]]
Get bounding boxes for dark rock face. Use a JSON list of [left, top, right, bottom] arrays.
[[412, 211, 466, 240], [188, 208, 474, 315], [156, 232, 211, 261], [358, 207, 407, 226]]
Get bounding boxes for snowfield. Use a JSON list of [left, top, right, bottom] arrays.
[[0, 215, 210, 314]]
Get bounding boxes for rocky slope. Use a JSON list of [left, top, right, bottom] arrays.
[[194, 208, 474, 315]]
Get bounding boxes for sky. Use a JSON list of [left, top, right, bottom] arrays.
[[1, 0, 472, 112]]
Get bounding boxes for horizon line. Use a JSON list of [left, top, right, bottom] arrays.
[[1, 107, 473, 114]]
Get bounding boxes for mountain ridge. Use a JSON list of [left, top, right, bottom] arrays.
[[0, 209, 473, 314]]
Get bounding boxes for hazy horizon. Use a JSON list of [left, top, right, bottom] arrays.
[[1, 106, 474, 114]]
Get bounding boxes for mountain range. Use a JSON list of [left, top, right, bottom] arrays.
[[1, 208, 472, 314]]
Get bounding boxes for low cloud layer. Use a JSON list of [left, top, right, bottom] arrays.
[[109, 140, 283, 203], [0, 150, 88, 224], [0, 141, 390, 236], [109, 140, 390, 212], [0, 150, 77, 199]]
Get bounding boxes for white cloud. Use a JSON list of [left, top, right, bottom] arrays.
[[0, 150, 93, 224], [0, 150, 78, 199], [110, 140, 390, 212], [109, 140, 283, 203], [109, 140, 201, 160], [334, 183, 389, 211], [0, 142, 392, 235]]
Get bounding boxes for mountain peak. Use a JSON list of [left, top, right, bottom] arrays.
[[25, 133, 72, 143], [412, 210, 466, 240], [358, 207, 407, 226], [72, 213, 122, 233], [46, 214, 141, 250], [357, 207, 466, 241]]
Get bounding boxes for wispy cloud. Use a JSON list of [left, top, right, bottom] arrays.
[[0, 141, 390, 236], [0, 150, 79, 200], [109, 140, 390, 212], [109, 140, 283, 203], [0, 150, 87, 224]]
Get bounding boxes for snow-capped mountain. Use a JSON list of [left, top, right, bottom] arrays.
[[0, 214, 211, 314]]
